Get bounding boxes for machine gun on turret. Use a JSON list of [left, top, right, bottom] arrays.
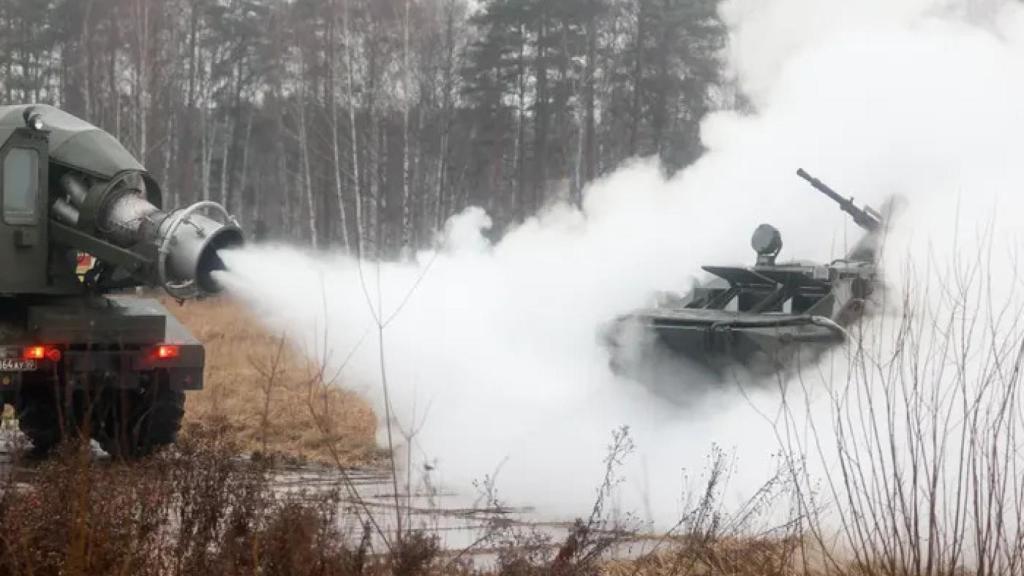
[[797, 169, 882, 232]]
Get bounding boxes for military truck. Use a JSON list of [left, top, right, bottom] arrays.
[[605, 169, 886, 395], [0, 105, 243, 457]]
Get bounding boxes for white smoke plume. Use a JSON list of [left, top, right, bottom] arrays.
[[219, 0, 1024, 528]]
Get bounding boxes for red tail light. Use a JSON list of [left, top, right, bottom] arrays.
[[23, 346, 61, 362], [22, 346, 45, 360], [156, 345, 181, 360]]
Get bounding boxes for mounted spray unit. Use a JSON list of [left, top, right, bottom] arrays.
[[5, 105, 244, 299]]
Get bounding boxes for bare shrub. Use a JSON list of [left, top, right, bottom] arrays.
[[0, 425, 416, 576], [773, 237, 1024, 576], [0, 439, 174, 575], [602, 445, 806, 576], [486, 428, 674, 576]]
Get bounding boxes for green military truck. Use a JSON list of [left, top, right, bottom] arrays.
[[0, 105, 243, 457]]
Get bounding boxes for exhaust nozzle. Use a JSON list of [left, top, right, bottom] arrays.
[[157, 202, 244, 298]]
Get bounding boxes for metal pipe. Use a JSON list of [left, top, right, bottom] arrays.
[[51, 198, 80, 226], [60, 174, 90, 207]]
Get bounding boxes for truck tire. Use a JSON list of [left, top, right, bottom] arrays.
[[100, 373, 185, 459], [15, 385, 99, 454], [15, 385, 64, 454]]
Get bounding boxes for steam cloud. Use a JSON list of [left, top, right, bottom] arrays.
[[219, 0, 1024, 527]]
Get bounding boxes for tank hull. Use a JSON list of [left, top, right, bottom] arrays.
[[606, 308, 847, 382], [604, 261, 878, 398]]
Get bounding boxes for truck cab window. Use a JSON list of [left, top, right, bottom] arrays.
[[3, 148, 39, 225]]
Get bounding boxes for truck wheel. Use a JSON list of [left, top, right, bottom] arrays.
[[100, 375, 185, 459], [15, 386, 64, 454], [17, 385, 113, 454]]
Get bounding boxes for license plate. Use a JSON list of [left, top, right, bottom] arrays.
[[0, 359, 36, 372]]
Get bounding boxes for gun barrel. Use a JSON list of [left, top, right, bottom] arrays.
[[796, 168, 880, 232], [797, 168, 845, 204]]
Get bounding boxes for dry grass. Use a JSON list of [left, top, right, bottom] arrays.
[[163, 296, 380, 467], [604, 536, 814, 576]]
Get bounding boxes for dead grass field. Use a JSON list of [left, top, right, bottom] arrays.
[[163, 296, 380, 467]]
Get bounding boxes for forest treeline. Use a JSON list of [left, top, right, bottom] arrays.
[[2, 0, 728, 255]]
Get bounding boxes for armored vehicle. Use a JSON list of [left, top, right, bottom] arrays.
[[605, 169, 885, 392], [0, 105, 243, 456]]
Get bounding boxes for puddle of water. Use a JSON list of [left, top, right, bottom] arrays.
[[271, 465, 560, 555], [270, 464, 668, 564]]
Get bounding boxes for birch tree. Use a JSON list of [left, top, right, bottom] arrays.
[[0, 0, 726, 250]]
